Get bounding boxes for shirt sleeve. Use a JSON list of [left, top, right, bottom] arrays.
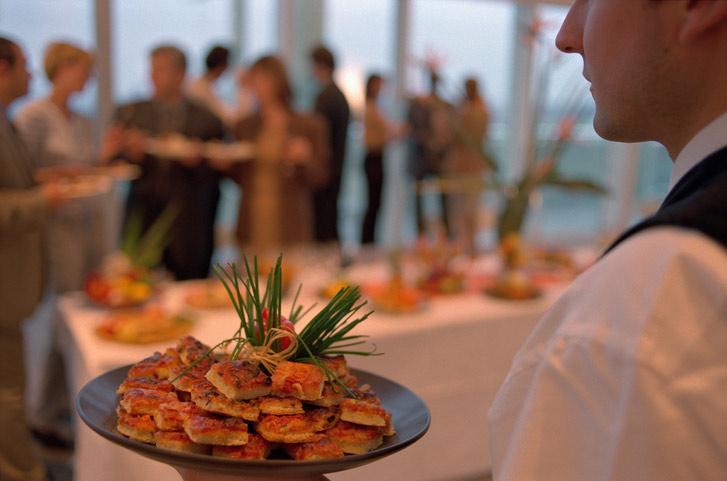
[[488, 227, 727, 481]]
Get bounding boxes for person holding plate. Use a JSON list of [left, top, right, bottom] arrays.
[[0, 35, 57, 481], [224, 55, 328, 252], [489, 1, 727, 480], [103, 44, 225, 280]]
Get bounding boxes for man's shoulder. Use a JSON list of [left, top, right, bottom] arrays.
[[506, 227, 726, 389]]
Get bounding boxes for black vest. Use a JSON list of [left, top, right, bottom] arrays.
[[605, 146, 727, 254]]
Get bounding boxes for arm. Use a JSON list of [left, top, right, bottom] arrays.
[[489, 228, 727, 481], [0, 188, 47, 234]]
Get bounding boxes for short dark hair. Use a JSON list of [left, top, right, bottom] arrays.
[[365, 73, 383, 101], [151, 44, 187, 72], [0, 36, 18, 67], [311, 45, 335, 71], [205, 45, 229, 72]]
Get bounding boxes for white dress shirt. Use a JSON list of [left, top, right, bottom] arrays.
[[186, 75, 238, 127], [488, 115, 727, 481]]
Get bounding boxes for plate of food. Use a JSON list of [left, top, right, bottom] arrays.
[[54, 173, 112, 199], [365, 276, 427, 315], [184, 280, 234, 310], [77, 258, 430, 479], [204, 141, 255, 162], [96, 307, 195, 344], [485, 270, 543, 301]]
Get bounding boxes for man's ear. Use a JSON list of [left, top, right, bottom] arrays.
[[679, 0, 727, 44]]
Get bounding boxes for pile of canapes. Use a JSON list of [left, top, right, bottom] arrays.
[[114, 258, 392, 460]]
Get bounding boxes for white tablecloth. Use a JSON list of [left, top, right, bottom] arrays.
[[59, 257, 567, 481]]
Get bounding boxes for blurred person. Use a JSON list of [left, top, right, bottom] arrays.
[[443, 77, 491, 255], [226, 55, 328, 251], [489, 1, 727, 480], [310, 45, 350, 243], [187, 44, 238, 128], [15, 40, 106, 446], [0, 35, 53, 481], [16, 42, 108, 292], [361, 74, 403, 245], [104, 44, 225, 280], [407, 67, 455, 237]]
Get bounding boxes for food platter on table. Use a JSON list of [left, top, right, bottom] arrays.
[[76, 257, 430, 479], [184, 279, 234, 310], [95, 306, 195, 344], [484, 270, 543, 301], [364, 277, 427, 315]]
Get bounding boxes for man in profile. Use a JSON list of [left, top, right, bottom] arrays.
[[310, 45, 349, 244], [0, 36, 51, 481], [489, 1, 727, 480], [105, 44, 225, 280]]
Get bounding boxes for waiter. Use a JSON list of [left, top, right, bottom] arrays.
[[489, 1, 727, 480], [310, 45, 349, 243], [104, 44, 225, 280]]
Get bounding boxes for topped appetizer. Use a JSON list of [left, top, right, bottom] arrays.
[[115, 257, 393, 460]]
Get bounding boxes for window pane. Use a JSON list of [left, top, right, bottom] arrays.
[[324, 0, 396, 114], [244, 0, 278, 61], [0, 0, 95, 115], [529, 4, 612, 243], [113, 0, 233, 102]]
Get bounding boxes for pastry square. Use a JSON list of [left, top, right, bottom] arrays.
[[307, 407, 341, 431], [255, 413, 319, 443], [153, 401, 206, 431], [176, 336, 213, 366], [127, 349, 182, 380], [258, 396, 304, 415], [211, 434, 272, 460], [205, 360, 272, 401], [326, 420, 384, 455], [154, 431, 210, 455], [117, 376, 175, 395], [320, 355, 349, 378], [284, 435, 344, 460], [307, 383, 345, 408], [116, 409, 156, 444], [255, 408, 338, 443], [190, 381, 260, 421], [119, 388, 178, 416], [184, 414, 249, 446], [271, 361, 325, 401], [339, 398, 388, 427], [170, 364, 212, 393]]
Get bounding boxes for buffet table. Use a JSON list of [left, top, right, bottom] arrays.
[[59, 256, 572, 481]]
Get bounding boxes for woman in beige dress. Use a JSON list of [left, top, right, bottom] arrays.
[[232, 55, 329, 253]]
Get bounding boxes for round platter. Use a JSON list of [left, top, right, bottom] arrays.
[[77, 365, 430, 479]]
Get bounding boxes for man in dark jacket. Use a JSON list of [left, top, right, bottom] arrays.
[[310, 45, 349, 243], [104, 44, 225, 280]]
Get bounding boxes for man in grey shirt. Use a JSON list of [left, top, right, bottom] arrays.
[[0, 35, 55, 481]]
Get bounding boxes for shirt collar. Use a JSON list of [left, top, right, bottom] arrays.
[[670, 112, 727, 189]]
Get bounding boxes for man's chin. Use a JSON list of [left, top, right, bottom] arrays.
[[593, 115, 645, 144]]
